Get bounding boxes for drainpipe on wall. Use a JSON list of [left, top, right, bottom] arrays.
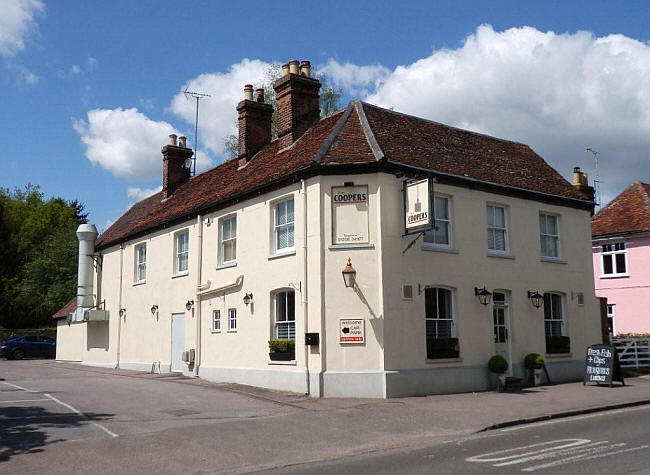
[[302, 180, 310, 396], [193, 214, 203, 377], [116, 243, 124, 369]]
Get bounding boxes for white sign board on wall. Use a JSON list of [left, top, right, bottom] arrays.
[[404, 178, 432, 235], [339, 319, 365, 344], [332, 186, 369, 245]]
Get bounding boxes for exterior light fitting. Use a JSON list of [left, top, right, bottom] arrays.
[[151, 304, 158, 315], [342, 258, 356, 288], [118, 308, 126, 318], [527, 291, 544, 309], [474, 287, 492, 306], [185, 300, 194, 311], [243, 293, 253, 306]]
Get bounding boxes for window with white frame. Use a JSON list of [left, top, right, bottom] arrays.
[[212, 310, 221, 332], [274, 197, 294, 253], [600, 242, 627, 276], [134, 243, 146, 283], [539, 213, 560, 258], [273, 290, 295, 339], [543, 293, 565, 337], [174, 230, 189, 274], [607, 304, 616, 336], [228, 308, 237, 331], [424, 196, 450, 247], [219, 215, 237, 265], [487, 205, 508, 253]]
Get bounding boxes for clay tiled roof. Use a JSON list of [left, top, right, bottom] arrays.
[[97, 101, 591, 249], [592, 182, 650, 237], [52, 297, 77, 319]]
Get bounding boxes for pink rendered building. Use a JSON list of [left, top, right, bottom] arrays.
[[592, 182, 650, 335]]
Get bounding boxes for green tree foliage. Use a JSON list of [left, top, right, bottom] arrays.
[[0, 185, 87, 328], [224, 64, 343, 159]]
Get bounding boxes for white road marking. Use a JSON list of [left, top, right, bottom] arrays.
[[466, 439, 591, 463], [0, 381, 38, 393], [494, 441, 619, 467], [0, 381, 118, 438], [1, 398, 51, 403], [523, 444, 650, 472]]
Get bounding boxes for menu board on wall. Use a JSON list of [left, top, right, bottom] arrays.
[[332, 186, 369, 245]]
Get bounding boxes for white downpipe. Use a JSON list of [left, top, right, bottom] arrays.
[[194, 214, 203, 377], [302, 179, 310, 396], [116, 244, 124, 369]]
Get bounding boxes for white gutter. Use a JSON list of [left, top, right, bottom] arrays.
[[116, 243, 124, 369], [193, 214, 203, 377], [302, 179, 310, 396]]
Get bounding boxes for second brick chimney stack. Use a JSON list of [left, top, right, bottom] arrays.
[[274, 59, 321, 149], [237, 84, 274, 167], [162, 134, 193, 200]]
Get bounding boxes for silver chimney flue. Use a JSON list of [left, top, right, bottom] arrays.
[[75, 224, 98, 321]]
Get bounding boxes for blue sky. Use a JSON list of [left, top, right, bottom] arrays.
[[2, 0, 650, 230]]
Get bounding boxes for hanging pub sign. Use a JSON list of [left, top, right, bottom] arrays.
[[584, 344, 625, 387], [403, 177, 434, 235], [332, 185, 369, 245]]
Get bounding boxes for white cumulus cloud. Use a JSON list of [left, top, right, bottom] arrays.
[[317, 59, 390, 96], [358, 25, 650, 204], [73, 108, 178, 179], [169, 58, 271, 156], [0, 0, 44, 58]]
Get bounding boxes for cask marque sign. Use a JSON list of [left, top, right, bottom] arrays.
[[584, 344, 624, 387]]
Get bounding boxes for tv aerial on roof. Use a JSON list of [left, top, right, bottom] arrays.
[[184, 89, 211, 176], [585, 147, 602, 209]]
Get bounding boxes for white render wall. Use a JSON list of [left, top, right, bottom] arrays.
[[56, 171, 600, 397]]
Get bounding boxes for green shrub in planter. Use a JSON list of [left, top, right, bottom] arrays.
[[488, 354, 508, 374], [545, 336, 570, 354], [524, 353, 544, 370], [269, 339, 295, 353]]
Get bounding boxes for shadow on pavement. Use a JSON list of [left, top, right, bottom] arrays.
[[0, 405, 114, 463]]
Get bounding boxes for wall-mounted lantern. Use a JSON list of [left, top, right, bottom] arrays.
[[118, 308, 126, 318], [527, 291, 544, 309], [243, 293, 253, 306], [150, 304, 158, 315], [342, 258, 356, 288], [185, 300, 194, 311], [474, 287, 492, 306]]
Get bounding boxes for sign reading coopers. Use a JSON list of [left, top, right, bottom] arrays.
[[332, 186, 369, 245], [403, 178, 433, 235], [339, 319, 365, 344]]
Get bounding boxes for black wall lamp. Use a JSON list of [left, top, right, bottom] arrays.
[[150, 304, 158, 315], [118, 308, 126, 318], [243, 293, 253, 306], [527, 291, 544, 309], [342, 258, 356, 288], [185, 300, 194, 311], [474, 287, 492, 306]]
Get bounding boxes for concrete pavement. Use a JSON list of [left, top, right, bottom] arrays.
[[2, 360, 650, 474]]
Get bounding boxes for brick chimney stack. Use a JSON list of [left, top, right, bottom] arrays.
[[273, 59, 321, 149], [237, 84, 274, 167], [162, 134, 193, 200], [572, 166, 595, 201]]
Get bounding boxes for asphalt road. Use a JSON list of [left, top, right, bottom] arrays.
[[271, 405, 650, 474]]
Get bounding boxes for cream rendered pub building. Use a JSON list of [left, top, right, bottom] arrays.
[[55, 59, 601, 397]]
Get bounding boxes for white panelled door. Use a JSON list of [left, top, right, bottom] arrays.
[[171, 313, 185, 373]]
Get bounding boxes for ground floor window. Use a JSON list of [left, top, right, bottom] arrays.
[[544, 292, 570, 353], [213, 310, 221, 332], [274, 290, 295, 339], [228, 308, 237, 331], [425, 287, 458, 359], [607, 304, 616, 336]]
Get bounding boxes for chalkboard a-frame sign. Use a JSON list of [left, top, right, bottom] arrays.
[[584, 344, 625, 387]]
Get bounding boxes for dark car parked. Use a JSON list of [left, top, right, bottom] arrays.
[[0, 335, 56, 360]]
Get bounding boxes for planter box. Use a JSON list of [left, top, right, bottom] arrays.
[[426, 337, 459, 359], [269, 352, 295, 361], [546, 336, 570, 354]]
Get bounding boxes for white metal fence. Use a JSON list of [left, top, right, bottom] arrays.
[[612, 338, 650, 368]]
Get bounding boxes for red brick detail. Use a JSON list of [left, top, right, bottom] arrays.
[[162, 144, 193, 199], [237, 99, 274, 166], [274, 74, 321, 149]]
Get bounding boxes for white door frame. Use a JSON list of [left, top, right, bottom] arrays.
[[492, 290, 513, 377]]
